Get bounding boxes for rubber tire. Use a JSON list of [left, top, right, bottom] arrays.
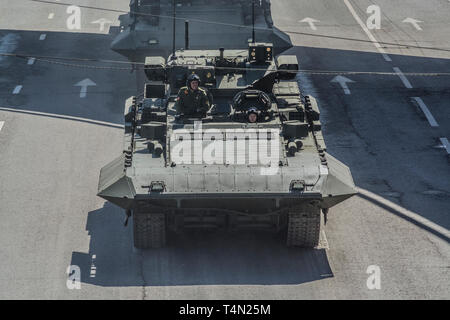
[[286, 204, 321, 248], [133, 211, 166, 249]]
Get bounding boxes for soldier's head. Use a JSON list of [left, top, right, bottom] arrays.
[[247, 107, 258, 123], [187, 73, 201, 91]]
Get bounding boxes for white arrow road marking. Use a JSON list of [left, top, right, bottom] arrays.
[[13, 85, 22, 94], [74, 79, 96, 98], [411, 97, 438, 127], [299, 17, 320, 30], [0, 121, 4, 132], [439, 138, 450, 155], [403, 18, 423, 31], [331, 76, 354, 95], [393, 67, 413, 89], [91, 18, 113, 32]]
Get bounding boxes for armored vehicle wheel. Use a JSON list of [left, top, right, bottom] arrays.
[[133, 210, 166, 249], [287, 204, 321, 247]]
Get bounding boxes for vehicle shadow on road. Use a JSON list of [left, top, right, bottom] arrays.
[[0, 27, 134, 127], [70, 202, 333, 287], [284, 45, 450, 238]]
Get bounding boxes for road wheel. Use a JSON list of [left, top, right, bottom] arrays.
[[287, 204, 321, 247], [133, 210, 166, 249]]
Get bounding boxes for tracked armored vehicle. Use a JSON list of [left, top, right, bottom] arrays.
[[98, 42, 357, 248], [111, 0, 293, 61]]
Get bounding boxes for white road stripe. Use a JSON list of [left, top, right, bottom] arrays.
[[358, 188, 450, 240], [0, 121, 4, 132], [343, 0, 392, 62], [27, 57, 36, 65], [412, 97, 439, 127], [0, 107, 124, 129], [39, 34, 46, 41], [13, 85, 22, 94], [439, 138, 450, 154], [394, 67, 413, 89], [0, 33, 19, 64], [90, 254, 97, 278]]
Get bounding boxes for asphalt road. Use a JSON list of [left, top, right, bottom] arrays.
[[0, 0, 449, 299]]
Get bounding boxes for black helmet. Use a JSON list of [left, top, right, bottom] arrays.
[[247, 107, 258, 115], [186, 73, 201, 87]]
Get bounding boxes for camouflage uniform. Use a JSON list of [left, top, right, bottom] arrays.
[[175, 86, 210, 115]]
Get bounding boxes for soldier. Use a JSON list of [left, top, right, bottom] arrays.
[[175, 74, 210, 117], [247, 107, 258, 123]]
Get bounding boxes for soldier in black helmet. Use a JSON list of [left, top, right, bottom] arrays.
[[247, 107, 258, 123], [175, 73, 210, 117]]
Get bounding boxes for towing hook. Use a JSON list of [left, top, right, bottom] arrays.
[[124, 209, 132, 227]]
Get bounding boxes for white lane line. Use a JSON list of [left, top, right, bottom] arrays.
[[39, 34, 47, 40], [90, 254, 97, 278], [439, 138, 450, 154], [27, 57, 36, 65], [12, 85, 22, 94], [411, 97, 439, 127], [343, 0, 392, 62], [394, 67, 413, 89], [358, 188, 450, 241], [48, 13, 55, 19], [0, 107, 125, 129], [0, 121, 4, 132]]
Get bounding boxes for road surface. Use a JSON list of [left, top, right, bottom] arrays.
[[0, 0, 448, 299]]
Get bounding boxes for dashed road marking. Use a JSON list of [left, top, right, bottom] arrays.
[[27, 57, 36, 65], [0, 121, 4, 132], [343, 0, 392, 62], [394, 67, 413, 89], [439, 138, 450, 155], [39, 34, 47, 41], [13, 85, 22, 94], [412, 97, 439, 127], [90, 254, 97, 278]]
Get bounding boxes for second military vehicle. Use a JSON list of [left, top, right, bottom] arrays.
[[111, 0, 293, 62], [97, 42, 357, 249]]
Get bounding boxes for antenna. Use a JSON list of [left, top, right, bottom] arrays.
[[171, 0, 177, 60], [252, 0, 256, 43], [185, 20, 189, 50]]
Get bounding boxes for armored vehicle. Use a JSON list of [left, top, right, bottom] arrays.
[[111, 0, 293, 61], [97, 42, 357, 248]]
